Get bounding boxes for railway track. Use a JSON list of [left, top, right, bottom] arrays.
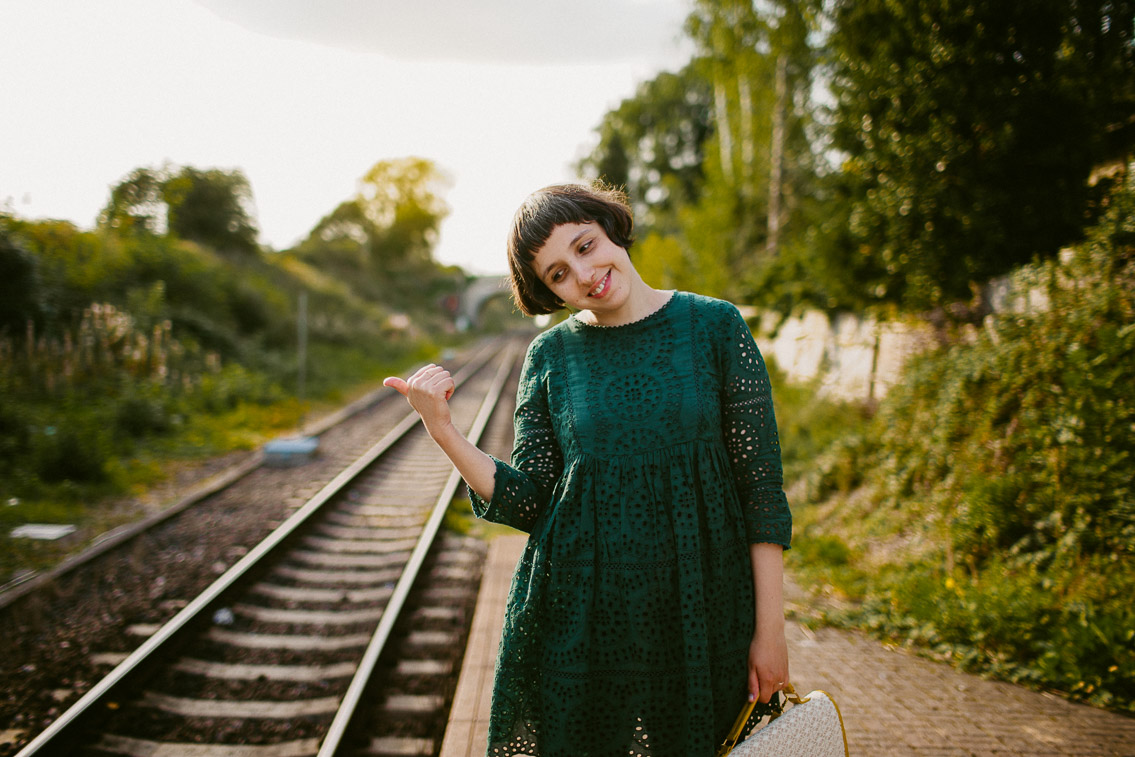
[[11, 339, 522, 757]]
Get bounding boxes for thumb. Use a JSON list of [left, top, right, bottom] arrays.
[[383, 377, 409, 396], [748, 667, 761, 703]]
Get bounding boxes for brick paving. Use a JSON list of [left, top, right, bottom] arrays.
[[440, 535, 1135, 756]]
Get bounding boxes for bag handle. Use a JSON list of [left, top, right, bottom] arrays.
[[715, 684, 811, 757]]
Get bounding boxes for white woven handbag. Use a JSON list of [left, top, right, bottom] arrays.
[[716, 684, 849, 757]]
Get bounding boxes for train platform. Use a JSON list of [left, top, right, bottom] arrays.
[[439, 534, 1135, 757]]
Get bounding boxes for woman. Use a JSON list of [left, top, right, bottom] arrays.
[[385, 183, 791, 756]]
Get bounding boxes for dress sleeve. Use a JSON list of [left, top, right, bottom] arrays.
[[719, 304, 792, 548], [466, 337, 563, 533]]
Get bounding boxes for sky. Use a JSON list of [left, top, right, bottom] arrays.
[[0, 1, 692, 274]]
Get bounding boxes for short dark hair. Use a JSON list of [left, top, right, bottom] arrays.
[[506, 182, 635, 316]]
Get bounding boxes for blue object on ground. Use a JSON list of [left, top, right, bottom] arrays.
[[263, 436, 319, 467]]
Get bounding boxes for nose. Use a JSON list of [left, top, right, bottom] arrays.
[[570, 260, 596, 289]]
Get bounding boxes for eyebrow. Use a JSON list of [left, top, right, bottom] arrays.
[[541, 228, 591, 281]]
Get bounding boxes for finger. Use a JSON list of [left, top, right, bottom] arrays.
[[432, 372, 455, 401], [383, 377, 409, 396], [407, 363, 439, 378], [413, 365, 452, 390], [748, 666, 760, 703], [758, 671, 776, 703], [758, 671, 783, 703], [419, 370, 454, 398]]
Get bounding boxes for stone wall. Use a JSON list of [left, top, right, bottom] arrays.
[[740, 306, 936, 402], [740, 255, 1067, 402]]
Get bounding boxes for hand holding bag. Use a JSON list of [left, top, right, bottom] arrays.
[[715, 683, 849, 757]]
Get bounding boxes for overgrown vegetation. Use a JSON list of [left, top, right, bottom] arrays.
[[780, 185, 1135, 711], [581, 0, 1134, 313], [0, 158, 469, 580]]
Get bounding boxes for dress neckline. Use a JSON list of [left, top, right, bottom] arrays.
[[570, 290, 678, 330]]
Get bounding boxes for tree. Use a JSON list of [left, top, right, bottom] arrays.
[[98, 167, 167, 236], [681, 0, 822, 298], [0, 225, 40, 334], [577, 64, 714, 236], [302, 157, 450, 270], [827, 0, 1135, 309], [356, 157, 451, 267], [99, 165, 261, 257], [162, 167, 259, 257], [578, 0, 825, 303], [294, 158, 455, 310]]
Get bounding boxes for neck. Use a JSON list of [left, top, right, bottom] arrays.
[[580, 279, 670, 327]]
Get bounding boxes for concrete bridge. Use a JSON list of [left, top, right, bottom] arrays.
[[455, 275, 513, 330]]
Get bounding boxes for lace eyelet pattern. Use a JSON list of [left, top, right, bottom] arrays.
[[465, 291, 791, 756]]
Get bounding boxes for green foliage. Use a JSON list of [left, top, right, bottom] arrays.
[[763, 355, 872, 483], [10, 217, 286, 360], [30, 411, 114, 484], [300, 157, 450, 267], [579, 0, 825, 304], [0, 228, 41, 334], [826, 0, 1135, 309], [580, 1, 1134, 316], [162, 166, 259, 256], [100, 164, 260, 257], [0, 155, 466, 581], [873, 191, 1135, 563], [293, 157, 460, 316], [788, 185, 1135, 710], [0, 188, 446, 516], [357, 157, 451, 264], [98, 166, 167, 236], [577, 63, 714, 234], [818, 552, 1135, 710]]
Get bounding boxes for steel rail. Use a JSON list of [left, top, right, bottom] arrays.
[[317, 340, 519, 757], [13, 341, 506, 757]]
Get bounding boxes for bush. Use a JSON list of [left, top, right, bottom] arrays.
[[114, 390, 178, 438], [789, 179, 1135, 711], [30, 416, 113, 484], [765, 357, 872, 485]]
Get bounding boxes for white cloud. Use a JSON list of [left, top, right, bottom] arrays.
[[0, 0, 693, 275], [192, 0, 688, 65]]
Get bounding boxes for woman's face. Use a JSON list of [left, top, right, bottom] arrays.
[[532, 221, 632, 313]]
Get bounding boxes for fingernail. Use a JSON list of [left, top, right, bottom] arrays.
[[747, 693, 756, 702]]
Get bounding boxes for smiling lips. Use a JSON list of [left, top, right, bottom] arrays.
[[588, 270, 612, 298]]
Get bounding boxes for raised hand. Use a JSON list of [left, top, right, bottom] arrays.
[[383, 364, 456, 433], [383, 364, 497, 500]]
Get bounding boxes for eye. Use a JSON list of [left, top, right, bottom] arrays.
[[551, 269, 565, 283], [579, 240, 592, 253]]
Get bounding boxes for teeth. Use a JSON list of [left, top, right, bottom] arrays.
[[589, 272, 609, 297]]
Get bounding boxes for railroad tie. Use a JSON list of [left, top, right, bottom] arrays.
[[304, 533, 420, 552], [395, 659, 452, 676], [273, 564, 402, 585], [140, 691, 341, 718], [382, 694, 444, 713], [250, 582, 394, 603], [289, 549, 411, 569], [207, 628, 371, 650], [96, 734, 322, 757], [364, 735, 434, 756], [174, 657, 357, 681], [231, 603, 385, 625]]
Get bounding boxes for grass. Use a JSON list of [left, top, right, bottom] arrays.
[[0, 345, 442, 582]]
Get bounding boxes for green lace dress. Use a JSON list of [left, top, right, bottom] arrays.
[[468, 291, 792, 757]]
